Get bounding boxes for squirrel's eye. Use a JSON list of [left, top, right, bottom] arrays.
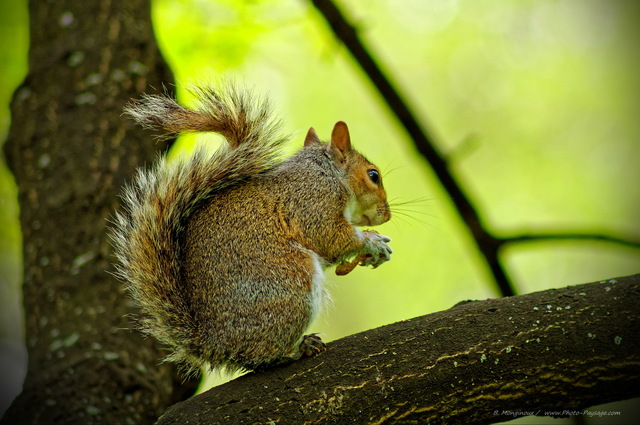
[[367, 169, 380, 185]]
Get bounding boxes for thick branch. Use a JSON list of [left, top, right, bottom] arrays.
[[156, 274, 640, 424]]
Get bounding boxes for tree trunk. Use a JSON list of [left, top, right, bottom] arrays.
[[156, 274, 640, 425], [1, 1, 196, 424]]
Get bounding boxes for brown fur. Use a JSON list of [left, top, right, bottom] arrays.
[[111, 84, 392, 376]]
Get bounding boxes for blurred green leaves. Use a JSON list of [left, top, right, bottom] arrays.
[[1, 0, 638, 348], [0, 0, 27, 140], [0, 0, 27, 341], [150, 0, 639, 339]]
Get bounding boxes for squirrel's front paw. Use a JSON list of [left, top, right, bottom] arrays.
[[335, 231, 392, 276], [361, 230, 393, 268]]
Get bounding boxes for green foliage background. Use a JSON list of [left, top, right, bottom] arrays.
[[0, 0, 27, 344], [153, 0, 640, 336], [1, 0, 639, 404]]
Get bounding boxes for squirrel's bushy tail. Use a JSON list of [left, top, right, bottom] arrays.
[[110, 85, 287, 375]]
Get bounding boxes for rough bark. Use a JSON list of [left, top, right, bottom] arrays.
[[1, 1, 196, 424], [157, 274, 640, 425]]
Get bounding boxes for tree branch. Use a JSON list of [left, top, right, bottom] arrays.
[[499, 232, 640, 250], [308, 0, 640, 298], [309, 0, 516, 296], [156, 274, 640, 425]]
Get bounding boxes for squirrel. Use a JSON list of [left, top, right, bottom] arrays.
[[110, 84, 393, 376]]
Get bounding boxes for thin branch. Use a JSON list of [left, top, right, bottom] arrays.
[[500, 232, 640, 250], [309, 0, 516, 296], [309, 0, 640, 297]]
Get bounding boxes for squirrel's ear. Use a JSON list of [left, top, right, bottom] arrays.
[[329, 121, 352, 166], [304, 127, 321, 147], [331, 121, 351, 153]]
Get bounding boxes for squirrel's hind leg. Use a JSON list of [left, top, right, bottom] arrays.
[[241, 333, 326, 372], [291, 333, 327, 359]]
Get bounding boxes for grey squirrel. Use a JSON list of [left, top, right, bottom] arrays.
[[111, 84, 393, 375]]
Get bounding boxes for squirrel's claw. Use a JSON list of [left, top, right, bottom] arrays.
[[335, 231, 393, 275], [362, 230, 393, 268], [293, 333, 327, 359]]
